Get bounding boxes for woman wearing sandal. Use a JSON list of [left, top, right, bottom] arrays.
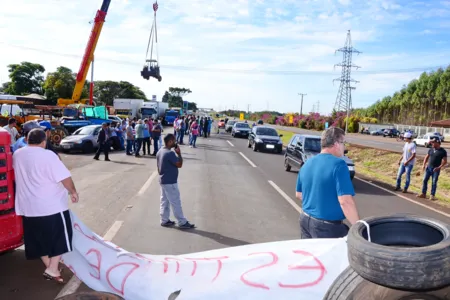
[[13, 128, 79, 284]]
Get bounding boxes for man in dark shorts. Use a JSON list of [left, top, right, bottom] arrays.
[[13, 128, 79, 283], [156, 134, 195, 229], [296, 127, 360, 239], [418, 137, 447, 201]]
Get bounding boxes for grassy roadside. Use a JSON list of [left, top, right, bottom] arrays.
[[347, 145, 450, 205], [274, 127, 450, 205]]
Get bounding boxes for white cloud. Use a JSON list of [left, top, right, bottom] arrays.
[[0, 0, 448, 114], [338, 0, 351, 5]]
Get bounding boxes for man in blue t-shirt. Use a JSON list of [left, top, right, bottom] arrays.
[[156, 134, 195, 229], [296, 127, 360, 239]]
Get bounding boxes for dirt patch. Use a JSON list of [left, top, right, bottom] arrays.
[[347, 144, 450, 205]]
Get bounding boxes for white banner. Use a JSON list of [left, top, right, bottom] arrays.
[[62, 212, 349, 300]]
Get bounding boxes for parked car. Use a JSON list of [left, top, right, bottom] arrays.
[[217, 119, 226, 129], [225, 120, 237, 132], [108, 115, 122, 124], [247, 126, 283, 153], [59, 125, 102, 153], [414, 134, 441, 148], [427, 132, 445, 142], [284, 134, 355, 180], [232, 122, 251, 138], [370, 129, 385, 136], [383, 128, 400, 138]]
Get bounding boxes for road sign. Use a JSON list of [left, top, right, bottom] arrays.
[[152, 95, 156, 101], [325, 122, 329, 129], [240, 113, 244, 120], [289, 115, 293, 124]]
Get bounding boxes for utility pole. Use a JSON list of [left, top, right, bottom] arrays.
[[247, 104, 250, 114], [298, 93, 307, 116], [333, 30, 361, 133], [316, 100, 320, 114]]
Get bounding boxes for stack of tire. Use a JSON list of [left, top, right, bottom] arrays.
[[324, 214, 450, 300]]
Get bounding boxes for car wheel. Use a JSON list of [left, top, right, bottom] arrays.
[[252, 142, 257, 152], [323, 267, 449, 300], [284, 159, 291, 172], [425, 143, 429, 148], [347, 214, 450, 291], [247, 140, 251, 148], [82, 142, 94, 153]]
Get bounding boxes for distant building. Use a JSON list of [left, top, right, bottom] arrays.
[[430, 119, 450, 128]]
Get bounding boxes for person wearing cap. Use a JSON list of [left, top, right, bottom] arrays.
[[39, 121, 58, 156], [418, 137, 447, 201], [11, 121, 46, 153], [13, 128, 79, 284], [395, 131, 416, 193]]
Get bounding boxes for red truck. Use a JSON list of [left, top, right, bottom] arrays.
[[0, 129, 24, 253]]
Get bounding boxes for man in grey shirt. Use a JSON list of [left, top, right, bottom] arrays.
[[156, 134, 195, 229], [395, 132, 416, 193]]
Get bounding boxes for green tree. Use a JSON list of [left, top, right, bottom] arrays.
[[4, 62, 45, 95], [187, 102, 198, 111], [43, 66, 76, 102], [167, 87, 192, 108], [162, 91, 170, 103], [93, 81, 147, 106], [0, 82, 11, 93]]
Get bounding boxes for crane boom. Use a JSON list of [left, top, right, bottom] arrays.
[[58, 0, 111, 106]]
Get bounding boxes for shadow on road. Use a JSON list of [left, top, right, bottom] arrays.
[[180, 229, 250, 247], [0, 249, 72, 300], [353, 178, 394, 196]]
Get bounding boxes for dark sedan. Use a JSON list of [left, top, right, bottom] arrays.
[[247, 126, 283, 154]]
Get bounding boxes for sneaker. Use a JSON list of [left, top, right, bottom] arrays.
[[161, 220, 176, 227], [394, 187, 401, 191], [417, 193, 426, 199], [178, 221, 196, 229], [430, 195, 438, 201], [402, 189, 407, 193]]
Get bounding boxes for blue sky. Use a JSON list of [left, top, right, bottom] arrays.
[[1, 0, 450, 114]]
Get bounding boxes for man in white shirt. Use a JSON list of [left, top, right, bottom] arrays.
[[3, 118, 19, 143], [13, 128, 79, 283], [395, 132, 416, 193]]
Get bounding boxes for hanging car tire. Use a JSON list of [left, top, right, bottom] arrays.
[[323, 266, 450, 300], [347, 214, 450, 291], [56, 291, 125, 300]]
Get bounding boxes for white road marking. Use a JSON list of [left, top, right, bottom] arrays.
[[268, 180, 303, 214], [355, 177, 450, 218], [55, 220, 124, 299], [137, 170, 158, 196], [239, 152, 257, 168], [227, 140, 234, 147]]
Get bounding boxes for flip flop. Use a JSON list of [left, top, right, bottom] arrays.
[[43, 271, 64, 284]]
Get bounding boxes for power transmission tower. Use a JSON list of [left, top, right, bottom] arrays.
[[333, 30, 361, 133], [298, 93, 307, 116], [316, 100, 320, 113]]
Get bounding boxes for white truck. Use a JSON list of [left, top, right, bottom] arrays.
[[140, 101, 169, 120], [113, 99, 144, 119]]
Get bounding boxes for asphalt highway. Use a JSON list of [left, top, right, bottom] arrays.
[[1, 132, 449, 300]]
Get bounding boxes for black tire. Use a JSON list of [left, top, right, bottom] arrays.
[[56, 291, 125, 300], [347, 214, 450, 291], [284, 159, 291, 171], [51, 125, 69, 147], [82, 141, 94, 153], [323, 267, 449, 300]]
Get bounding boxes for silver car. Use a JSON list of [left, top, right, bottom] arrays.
[[225, 120, 237, 132], [232, 122, 251, 138], [59, 125, 102, 153]]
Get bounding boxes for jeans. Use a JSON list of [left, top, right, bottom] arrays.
[[126, 139, 134, 154], [176, 130, 185, 144], [119, 136, 125, 150], [396, 163, 414, 190], [160, 183, 187, 225], [152, 137, 159, 154], [142, 137, 151, 154], [190, 135, 198, 147], [135, 138, 143, 156], [300, 212, 348, 239], [422, 166, 441, 196]]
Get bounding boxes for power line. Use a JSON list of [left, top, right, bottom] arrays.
[[0, 42, 447, 76]]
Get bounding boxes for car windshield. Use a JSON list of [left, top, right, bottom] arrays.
[[74, 127, 96, 135], [228, 121, 236, 125], [256, 128, 278, 136], [236, 123, 249, 128], [304, 138, 321, 152]]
